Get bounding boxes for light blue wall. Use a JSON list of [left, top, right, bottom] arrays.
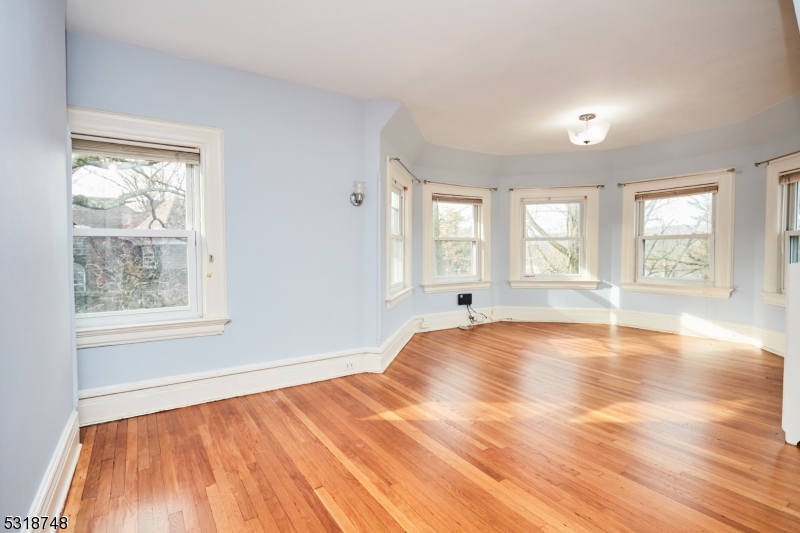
[[0, 0, 75, 515], [67, 31, 799, 393], [68, 33, 374, 389], [379, 97, 800, 337]]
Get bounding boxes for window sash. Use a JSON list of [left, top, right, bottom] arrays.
[[636, 234, 715, 285], [72, 155, 202, 324], [432, 201, 481, 281], [521, 200, 584, 278], [634, 191, 716, 285], [433, 238, 478, 280], [781, 183, 800, 293], [72, 231, 199, 320], [390, 236, 404, 288]]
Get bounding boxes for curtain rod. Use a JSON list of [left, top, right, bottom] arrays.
[[755, 149, 800, 167], [509, 184, 604, 191], [423, 180, 498, 191], [388, 157, 422, 183], [617, 167, 734, 187]]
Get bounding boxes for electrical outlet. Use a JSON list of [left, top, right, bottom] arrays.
[[420, 318, 430, 329], [345, 362, 355, 370], [458, 293, 473, 306]]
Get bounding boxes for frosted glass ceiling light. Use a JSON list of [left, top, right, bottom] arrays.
[[567, 113, 611, 146]]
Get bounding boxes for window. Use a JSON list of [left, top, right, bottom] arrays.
[[508, 186, 600, 289], [386, 159, 413, 308], [762, 155, 800, 306], [422, 182, 491, 293], [68, 107, 229, 347], [620, 169, 734, 298]]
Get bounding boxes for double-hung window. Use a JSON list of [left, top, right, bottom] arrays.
[[72, 140, 200, 321], [422, 182, 491, 293], [386, 159, 413, 308], [508, 186, 600, 289], [69, 107, 229, 347], [635, 186, 715, 282], [762, 155, 800, 306], [621, 169, 734, 298]]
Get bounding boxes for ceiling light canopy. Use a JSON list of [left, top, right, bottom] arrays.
[[568, 114, 611, 146]]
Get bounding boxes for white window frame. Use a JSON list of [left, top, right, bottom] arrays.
[[386, 158, 413, 309], [620, 168, 735, 298], [508, 186, 600, 289], [422, 182, 492, 293], [68, 107, 229, 347], [761, 153, 800, 307]]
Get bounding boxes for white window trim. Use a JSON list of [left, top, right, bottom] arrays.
[[422, 182, 492, 293], [760, 153, 800, 307], [68, 107, 229, 347], [508, 186, 600, 289], [386, 158, 414, 309], [620, 168, 735, 299]]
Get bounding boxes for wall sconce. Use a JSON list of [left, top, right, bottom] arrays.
[[350, 181, 365, 206]]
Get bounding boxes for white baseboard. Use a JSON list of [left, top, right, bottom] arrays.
[[493, 306, 785, 357], [77, 305, 785, 427], [28, 410, 81, 518], [78, 318, 420, 426]]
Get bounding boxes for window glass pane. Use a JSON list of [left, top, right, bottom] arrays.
[[435, 240, 475, 277], [434, 202, 475, 238], [73, 236, 189, 313], [524, 203, 580, 238], [642, 237, 710, 280], [391, 190, 402, 236], [391, 238, 404, 285], [525, 240, 580, 275], [72, 153, 188, 230], [642, 193, 712, 236]]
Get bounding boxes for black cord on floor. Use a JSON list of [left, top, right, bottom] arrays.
[[466, 304, 488, 324]]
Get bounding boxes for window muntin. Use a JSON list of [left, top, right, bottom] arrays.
[[523, 201, 582, 276], [636, 190, 714, 283], [390, 186, 404, 287], [782, 181, 800, 291], [71, 146, 199, 320], [433, 199, 480, 279]]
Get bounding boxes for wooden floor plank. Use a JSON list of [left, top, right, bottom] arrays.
[[65, 323, 800, 532]]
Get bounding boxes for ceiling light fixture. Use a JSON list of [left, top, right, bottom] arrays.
[[567, 113, 611, 146]]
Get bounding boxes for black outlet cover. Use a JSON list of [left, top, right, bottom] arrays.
[[458, 293, 472, 306]]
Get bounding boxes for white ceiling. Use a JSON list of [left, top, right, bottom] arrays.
[[66, 0, 800, 155]]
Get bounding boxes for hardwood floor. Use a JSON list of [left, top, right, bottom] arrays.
[[63, 322, 800, 532]]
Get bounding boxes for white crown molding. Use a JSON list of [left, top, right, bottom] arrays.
[[28, 411, 81, 518], [77, 305, 783, 426]]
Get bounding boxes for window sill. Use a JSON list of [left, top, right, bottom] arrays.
[[760, 291, 786, 307], [509, 279, 601, 290], [76, 317, 231, 349], [422, 281, 491, 294], [386, 287, 413, 310], [620, 282, 733, 299]]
